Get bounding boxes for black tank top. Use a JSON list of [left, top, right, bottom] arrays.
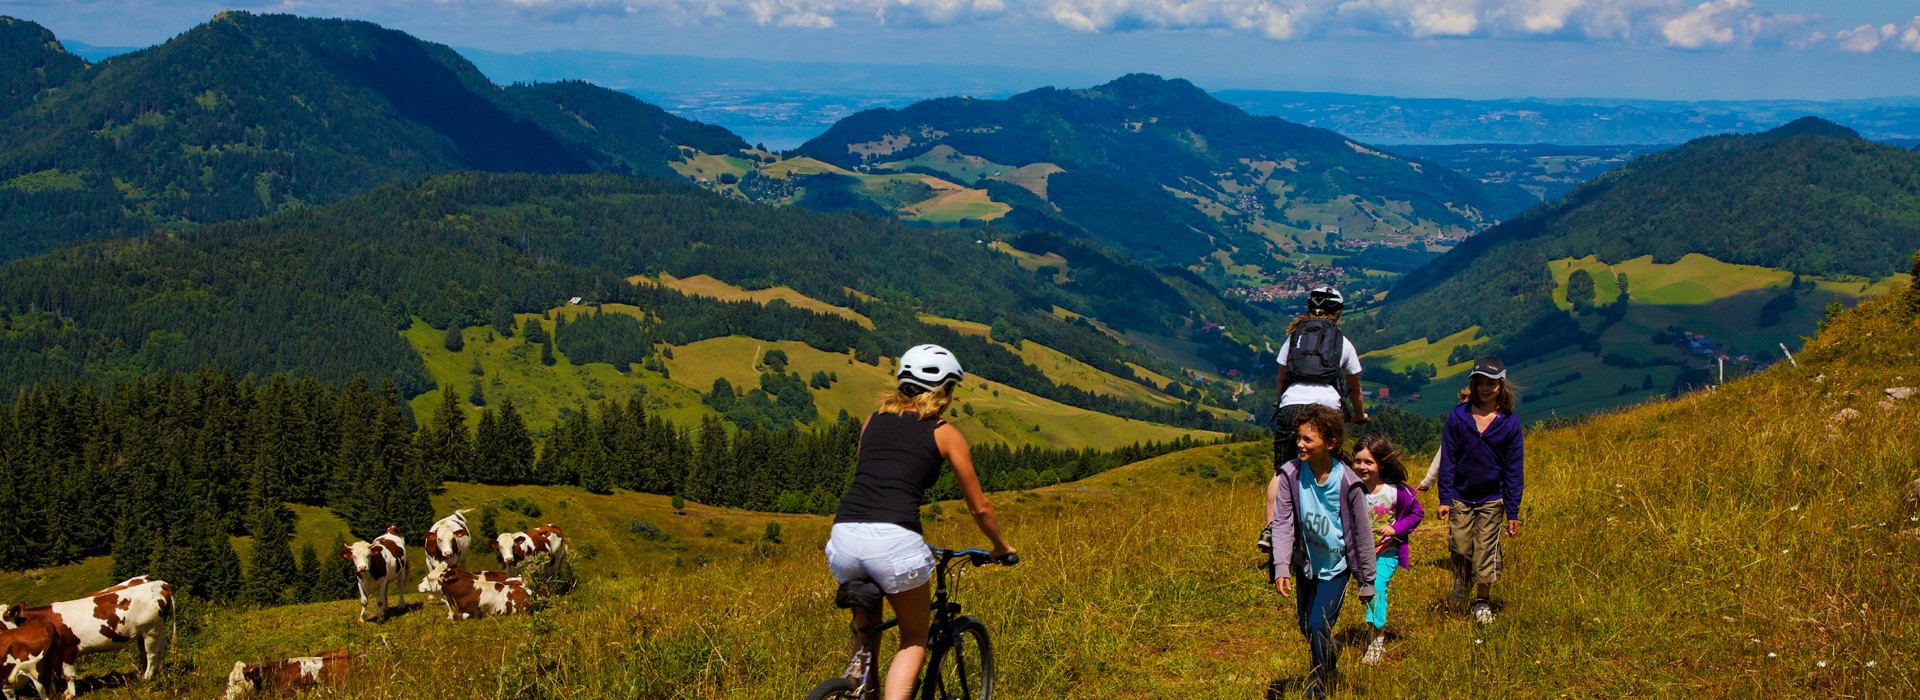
[[834, 412, 946, 533]]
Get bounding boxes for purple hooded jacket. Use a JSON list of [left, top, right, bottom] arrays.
[[1437, 402, 1525, 521], [1269, 459, 1378, 599], [1370, 483, 1425, 566]]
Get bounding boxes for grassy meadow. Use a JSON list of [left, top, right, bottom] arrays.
[[43, 292, 1920, 698]]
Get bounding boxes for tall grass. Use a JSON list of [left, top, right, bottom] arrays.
[[71, 297, 1920, 698]]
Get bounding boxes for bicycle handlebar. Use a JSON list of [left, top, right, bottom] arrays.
[[932, 547, 1020, 568]]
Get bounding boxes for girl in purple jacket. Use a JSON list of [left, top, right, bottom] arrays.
[[1351, 435, 1424, 665], [1436, 356, 1524, 625]]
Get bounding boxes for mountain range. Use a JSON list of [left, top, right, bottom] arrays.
[[0, 12, 746, 264]]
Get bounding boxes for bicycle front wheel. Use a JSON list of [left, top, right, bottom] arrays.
[[923, 617, 994, 700], [806, 677, 860, 700]]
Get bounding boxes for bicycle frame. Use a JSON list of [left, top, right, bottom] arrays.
[[840, 548, 997, 700]]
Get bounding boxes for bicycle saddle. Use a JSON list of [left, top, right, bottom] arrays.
[[834, 580, 884, 611]]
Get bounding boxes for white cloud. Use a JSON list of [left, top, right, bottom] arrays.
[[1662, 0, 1742, 48], [1834, 23, 1888, 53], [1902, 18, 1920, 53]]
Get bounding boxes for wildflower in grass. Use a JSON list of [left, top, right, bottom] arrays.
[[1817, 661, 1827, 668], [1867, 661, 1877, 667]]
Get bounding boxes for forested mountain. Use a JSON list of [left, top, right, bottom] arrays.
[[1350, 118, 1918, 418], [0, 171, 1273, 424], [0, 12, 747, 263], [790, 74, 1527, 274], [0, 17, 83, 118]]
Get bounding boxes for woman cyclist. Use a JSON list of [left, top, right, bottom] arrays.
[[826, 344, 1016, 700]]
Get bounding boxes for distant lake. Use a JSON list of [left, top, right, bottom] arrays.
[[705, 125, 829, 153]]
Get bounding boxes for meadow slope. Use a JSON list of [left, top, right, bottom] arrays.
[[36, 293, 1920, 698]]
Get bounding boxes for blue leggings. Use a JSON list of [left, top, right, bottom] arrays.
[[1365, 557, 1399, 629], [1295, 571, 1350, 682]]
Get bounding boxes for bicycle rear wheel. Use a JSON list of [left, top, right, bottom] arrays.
[[806, 678, 860, 700], [923, 617, 993, 700]]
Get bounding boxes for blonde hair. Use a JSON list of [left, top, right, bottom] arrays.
[[875, 385, 954, 420], [1458, 375, 1517, 414]]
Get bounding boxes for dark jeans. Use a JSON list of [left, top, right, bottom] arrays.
[[1272, 404, 1306, 473], [1295, 571, 1350, 687]]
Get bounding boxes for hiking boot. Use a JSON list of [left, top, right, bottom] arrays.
[[1361, 637, 1385, 665], [1471, 599, 1495, 625], [1257, 525, 1273, 553]]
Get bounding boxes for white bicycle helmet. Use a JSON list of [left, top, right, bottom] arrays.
[[896, 344, 964, 396], [1307, 286, 1345, 315]]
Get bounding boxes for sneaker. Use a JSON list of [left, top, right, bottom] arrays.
[[1450, 573, 1469, 610], [1257, 525, 1273, 553], [1471, 599, 1495, 625], [1361, 637, 1385, 665]]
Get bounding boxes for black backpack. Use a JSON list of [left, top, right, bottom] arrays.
[[1285, 317, 1345, 387]]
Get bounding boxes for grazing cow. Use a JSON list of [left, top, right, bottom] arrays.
[[224, 649, 353, 700], [434, 567, 531, 620], [417, 509, 473, 596], [495, 524, 566, 577], [0, 578, 174, 683], [340, 527, 409, 622], [1, 618, 74, 700]]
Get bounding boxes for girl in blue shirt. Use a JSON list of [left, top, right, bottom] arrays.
[[1270, 404, 1377, 698]]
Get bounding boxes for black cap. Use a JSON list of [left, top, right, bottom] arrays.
[[1469, 356, 1507, 380]]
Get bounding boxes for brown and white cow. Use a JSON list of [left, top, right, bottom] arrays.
[[224, 649, 353, 700], [0, 577, 174, 684], [1, 617, 74, 700], [340, 527, 409, 622], [496, 524, 566, 577], [434, 567, 531, 620], [417, 509, 473, 597]]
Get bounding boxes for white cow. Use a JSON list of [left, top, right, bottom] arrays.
[[417, 509, 473, 596], [1, 576, 173, 686], [340, 527, 408, 622]]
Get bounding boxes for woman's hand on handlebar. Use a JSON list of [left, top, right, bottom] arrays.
[[991, 545, 1019, 565]]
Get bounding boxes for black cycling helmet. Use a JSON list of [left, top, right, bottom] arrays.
[[1307, 286, 1344, 315]]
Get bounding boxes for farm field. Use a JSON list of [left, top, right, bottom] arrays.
[[634, 272, 874, 328], [402, 314, 719, 438], [660, 335, 1222, 449]]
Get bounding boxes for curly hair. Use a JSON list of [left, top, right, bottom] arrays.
[[1292, 404, 1348, 463], [1353, 434, 1408, 485]]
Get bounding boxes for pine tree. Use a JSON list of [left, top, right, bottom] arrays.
[[540, 337, 557, 366], [492, 304, 516, 339], [469, 380, 487, 407], [295, 543, 322, 603], [522, 318, 548, 344], [417, 386, 473, 482], [497, 398, 535, 484], [315, 534, 356, 602], [243, 501, 295, 607], [444, 321, 465, 352]]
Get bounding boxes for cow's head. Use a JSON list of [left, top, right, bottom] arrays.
[[1, 602, 23, 628], [385, 525, 401, 537], [495, 534, 520, 565], [343, 541, 379, 577], [226, 661, 259, 700]]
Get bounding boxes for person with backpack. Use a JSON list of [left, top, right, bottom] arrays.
[[1261, 286, 1368, 554]]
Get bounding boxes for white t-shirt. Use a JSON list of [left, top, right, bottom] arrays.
[[1277, 336, 1362, 409]]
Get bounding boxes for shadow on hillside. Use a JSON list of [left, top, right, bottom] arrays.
[[364, 601, 427, 623]]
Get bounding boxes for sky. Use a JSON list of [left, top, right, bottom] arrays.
[[10, 0, 1920, 100]]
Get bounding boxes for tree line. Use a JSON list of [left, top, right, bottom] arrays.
[[0, 368, 1254, 607]]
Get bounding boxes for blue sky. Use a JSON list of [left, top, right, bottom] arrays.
[[10, 0, 1920, 99]]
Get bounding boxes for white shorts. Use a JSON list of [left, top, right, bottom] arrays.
[[824, 523, 936, 595]]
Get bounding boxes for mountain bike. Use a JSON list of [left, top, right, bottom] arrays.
[[806, 547, 1019, 700]]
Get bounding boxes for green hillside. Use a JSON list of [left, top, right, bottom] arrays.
[[0, 13, 747, 263], [36, 280, 1920, 697], [1356, 119, 1920, 416], [789, 74, 1525, 296]]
